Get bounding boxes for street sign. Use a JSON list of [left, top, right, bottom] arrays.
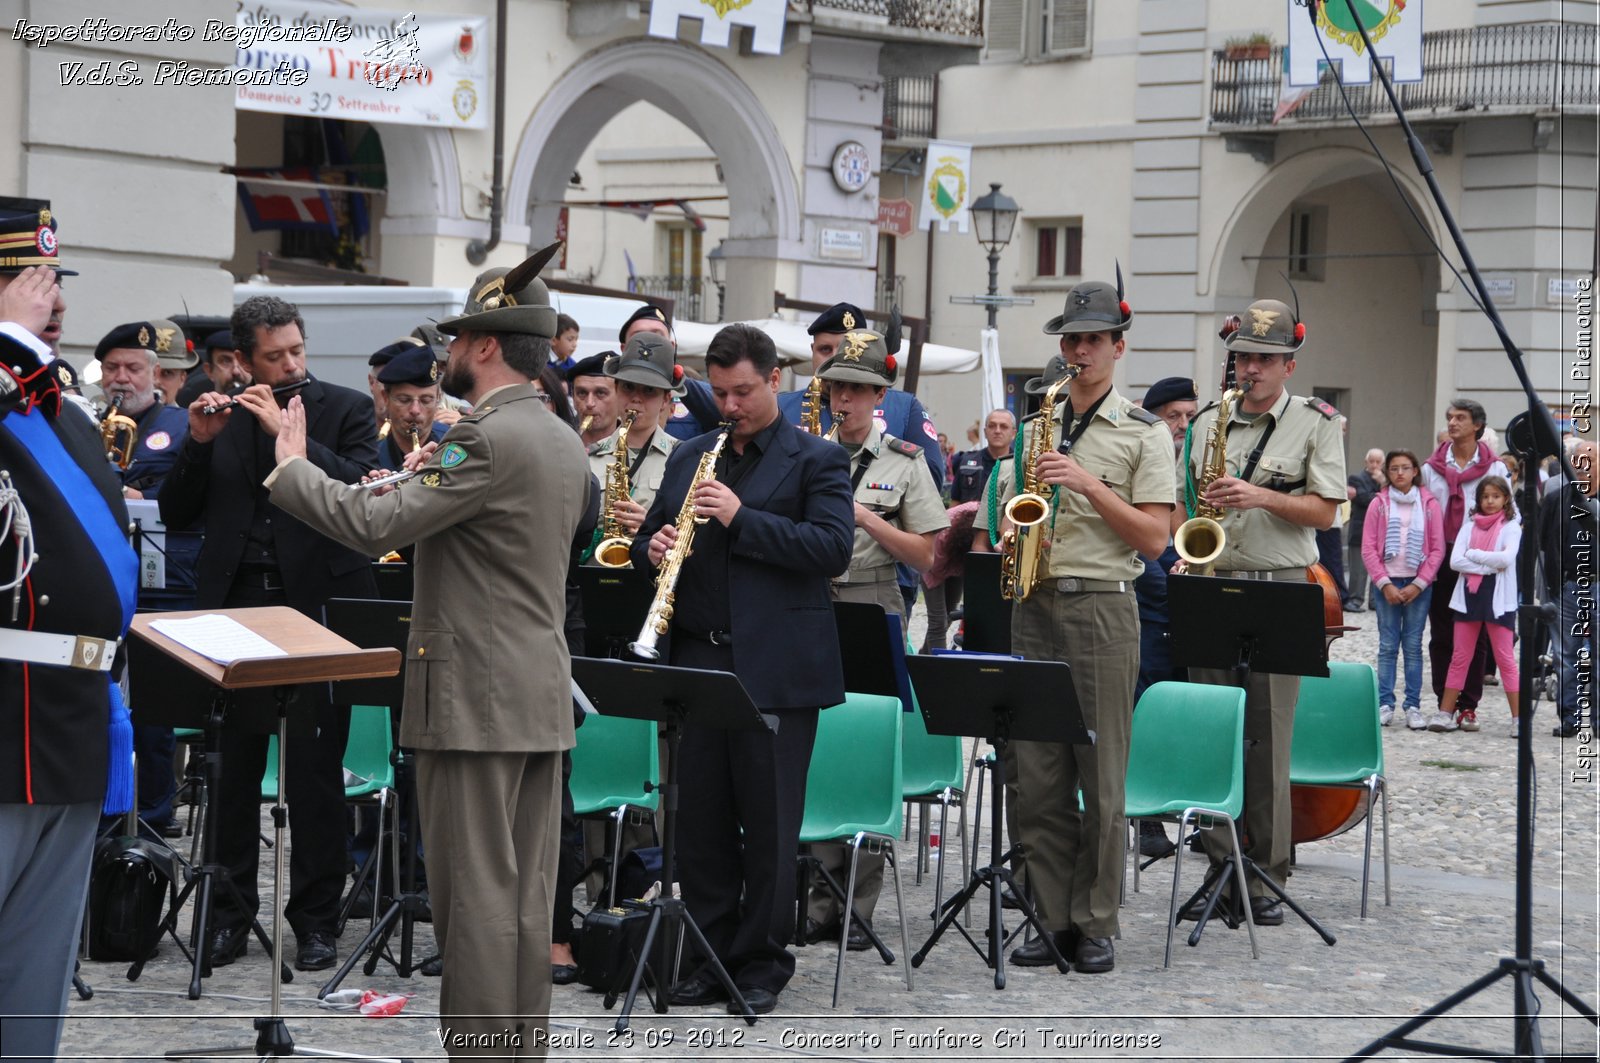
[[878, 198, 914, 239]]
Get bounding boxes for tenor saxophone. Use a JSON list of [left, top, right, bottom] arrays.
[[1174, 382, 1251, 575], [629, 424, 732, 660], [999, 367, 1078, 601], [594, 411, 639, 568]]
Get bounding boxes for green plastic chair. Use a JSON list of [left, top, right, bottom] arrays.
[[568, 713, 659, 908], [799, 693, 911, 1007], [1290, 661, 1389, 918], [1124, 681, 1257, 968], [899, 687, 967, 917]]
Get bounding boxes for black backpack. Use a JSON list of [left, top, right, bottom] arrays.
[[84, 834, 176, 962]]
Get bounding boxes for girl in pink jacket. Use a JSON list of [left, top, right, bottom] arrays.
[[1362, 450, 1446, 730]]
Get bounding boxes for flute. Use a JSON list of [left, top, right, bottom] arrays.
[[201, 379, 310, 415]]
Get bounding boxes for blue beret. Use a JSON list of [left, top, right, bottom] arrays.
[[567, 352, 611, 382], [93, 321, 159, 362], [617, 304, 671, 346], [1142, 376, 1198, 411], [808, 302, 866, 336], [368, 338, 422, 368], [377, 344, 441, 388]]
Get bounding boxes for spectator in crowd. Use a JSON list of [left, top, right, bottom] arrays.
[[1436, 476, 1522, 735], [950, 408, 1017, 504], [1345, 448, 1385, 612], [1540, 438, 1595, 738], [1362, 449, 1444, 729], [550, 312, 579, 374]]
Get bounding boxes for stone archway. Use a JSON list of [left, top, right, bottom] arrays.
[[506, 38, 802, 318]]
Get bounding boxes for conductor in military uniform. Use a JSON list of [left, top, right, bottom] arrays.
[[802, 327, 948, 947], [374, 342, 449, 471], [634, 323, 853, 1015], [584, 332, 682, 553], [973, 279, 1174, 973], [1175, 299, 1345, 926], [268, 247, 588, 1060]]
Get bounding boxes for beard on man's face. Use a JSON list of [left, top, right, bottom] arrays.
[[441, 359, 473, 400]]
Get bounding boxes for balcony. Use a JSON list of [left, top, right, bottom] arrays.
[[1210, 22, 1598, 129], [884, 74, 936, 142], [800, 0, 982, 45], [631, 275, 707, 322]]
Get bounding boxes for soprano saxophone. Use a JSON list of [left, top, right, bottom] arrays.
[[629, 424, 732, 660]]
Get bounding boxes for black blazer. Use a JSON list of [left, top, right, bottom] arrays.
[[160, 378, 379, 614], [632, 417, 854, 711]]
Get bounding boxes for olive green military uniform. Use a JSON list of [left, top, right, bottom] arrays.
[[974, 389, 1174, 940], [585, 426, 677, 515], [808, 425, 949, 928], [1182, 386, 1344, 897]]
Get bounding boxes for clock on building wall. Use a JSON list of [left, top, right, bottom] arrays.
[[831, 140, 872, 194]]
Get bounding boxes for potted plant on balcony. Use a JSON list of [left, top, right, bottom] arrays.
[[1224, 33, 1273, 61]]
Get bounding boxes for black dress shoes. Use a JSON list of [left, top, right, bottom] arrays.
[[1553, 718, 1580, 738], [1074, 936, 1114, 973], [668, 966, 728, 1007], [1007, 931, 1069, 968], [1138, 821, 1176, 858], [294, 929, 338, 971], [551, 964, 579, 986], [845, 919, 873, 952], [421, 954, 443, 977], [208, 925, 248, 968], [1249, 896, 1284, 926], [802, 917, 840, 945], [728, 986, 778, 1015]]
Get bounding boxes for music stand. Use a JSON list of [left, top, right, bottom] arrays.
[[960, 552, 1011, 654], [570, 657, 773, 1031], [132, 608, 407, 1063], [370, 561, 413, 603], [903, 654, 1087, 989], [1167, 575, 1337, 949], [577, 566, 656, 659], [315, 597, 431, 997]]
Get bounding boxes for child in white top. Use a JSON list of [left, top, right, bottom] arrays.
[[1433, 476, 1521, 735]]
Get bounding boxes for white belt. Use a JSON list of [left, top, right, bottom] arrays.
[[0, 629, 118, 672]]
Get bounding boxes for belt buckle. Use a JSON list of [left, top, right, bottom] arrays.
[[709, 630, 731, 647], [1058, 578, 1081, 593], [70, 635, 109, 671]]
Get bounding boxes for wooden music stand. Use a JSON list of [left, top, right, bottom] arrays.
[[132, 608, 408, 1063]]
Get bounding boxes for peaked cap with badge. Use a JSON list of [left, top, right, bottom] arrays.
[[1043, 265, 1132, 336], [377, 343, 442, 389], [817, 329, 897, 388], [1221, 298, 1304, 356], [0, 196, 76, 276], [438, 241, 563, 337], [808, 302, 865, 336], [605, 332, 683, 394], [149, 318, 197, 371], [617, 303, 672, 346]]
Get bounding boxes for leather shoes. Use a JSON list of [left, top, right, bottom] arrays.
[[1249, 896, 1284, 926], [1553, 719, 1580, 738], [845, 919, 873, 952], [208, 925, 248, 968], [1138, 822, 1175, 859], [1074, 936, 1114, 973], [294, 929, 338, 972], [1007, 932, 1069, 968], [728, 985, 778, 1015], [668, 966, 728, 1007], [551, 963, 579, 986], [802, 917, 841, 945], [420, 954, 443, 977]]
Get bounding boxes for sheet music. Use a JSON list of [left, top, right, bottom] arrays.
[[149, 614, 288, 664]]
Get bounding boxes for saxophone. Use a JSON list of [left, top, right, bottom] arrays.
[[629, 424, 733, 660], [800, 375, 826, 435], [594, 411, 639, 568], [1174, 382, 1251, 575], [999, 367, 1079, 602], [823, 411, 846, 442]]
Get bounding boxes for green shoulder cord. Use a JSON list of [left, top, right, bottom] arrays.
[[987, 422, 1058, 546], [1182, 420, 1198, 519]]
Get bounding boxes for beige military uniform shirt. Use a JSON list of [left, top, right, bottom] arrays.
[[587, 426, 678, 513], [976, 388, 1174, 582], [1180, 387, 1346, 572], [838, 425, 951, 581]]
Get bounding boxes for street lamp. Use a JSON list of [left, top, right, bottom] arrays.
[[706, 240, 727, 322], [969, 182, 1020, 330]]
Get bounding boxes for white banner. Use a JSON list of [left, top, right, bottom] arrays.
[[980, 327, 1005, 419], [919, 140, 973, 233], [1287, 0, 1422, 87], [648, 0, 787, 56], [232, 1, 490, 129]]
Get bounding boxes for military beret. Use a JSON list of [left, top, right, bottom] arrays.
[[203, 329, 234, 354], [807, 302, 865, 336], [93, 321, 162, 362], [53, 358, 81, 392], [1142, 376, 1198, 411], [617, 303, 672, 346], [377, 344, 441, 388], [0, 196, 76, 276], [369, 337, 424, 368], [567, 352, 611, 382]]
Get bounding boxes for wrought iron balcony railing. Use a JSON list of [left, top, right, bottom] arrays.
[[631, 275, 706, 323], [884, 75, 936, 141], [1210, 22, 1598, 127], [803, 0, 981, 40], [875, 272, 905, 312]]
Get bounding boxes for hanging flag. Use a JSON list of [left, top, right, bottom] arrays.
[[235, 169, 339, 234], [648, 0, 786, 56], [624, 249, 638, 293], [918, 141, 973, 234], [979, 327, 1005, 420], [1273, 45, 1319, 123], [1287, 0, 1421, 87]]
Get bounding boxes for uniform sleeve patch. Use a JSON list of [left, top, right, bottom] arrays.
[[145, 430, 172, 451], [420, 471, 442, 487], [921, 419, 939, 441], [439, 442, 468, 468]]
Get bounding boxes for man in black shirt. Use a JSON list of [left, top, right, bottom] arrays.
[[1541, 439, 1596, 738], [949, 407, 1016, 504], [633, 323, 853, 1015]]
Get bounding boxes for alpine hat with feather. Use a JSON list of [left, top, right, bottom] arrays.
[[438, 242, 564, 337]]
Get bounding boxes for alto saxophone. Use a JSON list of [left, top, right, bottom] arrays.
[[999, 367, 1079, 602], [1174, 382, 1252, 575], [800, 375, 826, 435], [594, 411, 639, 568], [629, 424, 732, 660]]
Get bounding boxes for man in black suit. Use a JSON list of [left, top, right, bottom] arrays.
[[633, 323, 853, 1015], [159, 295, 378, 972]]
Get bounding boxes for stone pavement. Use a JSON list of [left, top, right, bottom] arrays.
[[57, 608, 1598, 1061]]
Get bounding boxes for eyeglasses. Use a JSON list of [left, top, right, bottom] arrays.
[[531, 392, 551, 403]]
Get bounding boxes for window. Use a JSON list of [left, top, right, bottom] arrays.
[[1287, 205, 1327, 281], [658, 223, 703, 281], [1031, 220, 1083, 279], [986, 0, 1091, 63]]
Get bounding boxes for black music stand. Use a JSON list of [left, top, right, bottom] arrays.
[[370, 561, 413, 603], [904, 653, 1086, 989], [960, 552, 1011, 654], [1168, 575, 1336, 949], [570, 657, 773, 1031], [316, 597, 431, 996], [577, 566, 656, 659]]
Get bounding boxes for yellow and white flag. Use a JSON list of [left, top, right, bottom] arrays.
[[918, 141, 973, 234], [648, 0, 786, 56], [1287, 0, 1422, 86]]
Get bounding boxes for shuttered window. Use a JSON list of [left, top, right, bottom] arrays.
[[1044, 0, 1091, 57], [985, 0, 1091, 63], [985, 0, 1025, 61]]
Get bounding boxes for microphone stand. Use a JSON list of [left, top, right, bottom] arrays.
[[1305, 3, 1597, 1060]]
